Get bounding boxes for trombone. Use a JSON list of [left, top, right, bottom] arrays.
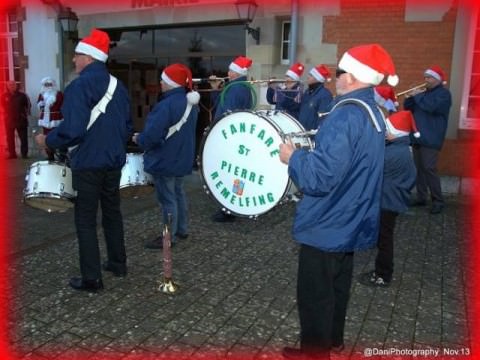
[[396, 83, 427, 97]]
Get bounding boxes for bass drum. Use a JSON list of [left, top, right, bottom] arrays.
[[198, 110, 312, 218]]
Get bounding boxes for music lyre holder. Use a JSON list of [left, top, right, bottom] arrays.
[[157, 213, 179, 294]]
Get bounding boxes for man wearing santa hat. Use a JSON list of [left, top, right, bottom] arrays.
[[298, 64, 333, 131], [279, 44, 398, 359], [267, 62, 305, 120], [404, 65, 452, 215], [133, 63, 199, 249], [36, 77, 64, 161], [36, 28, 133, 292], [358, 98, 417, 288], [209, 55, 254, 222]]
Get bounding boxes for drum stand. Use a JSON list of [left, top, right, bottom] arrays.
[[157, 213, 179, 295]]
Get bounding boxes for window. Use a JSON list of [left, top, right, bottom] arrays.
[[281, 21, 290, 65], [460, 10, 480, 129], [0, 9, 20, 86]]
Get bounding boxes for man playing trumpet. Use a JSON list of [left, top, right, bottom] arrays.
[[266, 62, 305, 120], [403, 65, 452, 215]]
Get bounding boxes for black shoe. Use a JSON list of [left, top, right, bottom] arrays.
[[144, 235, 176, 250], [176, 233, 189, 239], [430, 204, 444, 214], [69, 277, 104, 292], [358, 270, 390, 288], [102, 262, 127, 277], [22, 154, 29, 159], [212, 210, 236, 223], [411, 200, 427, 207]]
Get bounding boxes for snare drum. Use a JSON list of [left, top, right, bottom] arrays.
[[199, 110, 312, 218], [119, 153, 154, 197], [23, 161, 76, 212]]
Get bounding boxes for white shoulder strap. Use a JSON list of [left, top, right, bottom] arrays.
[[165, 102, 193, 140], [87, 75, 118, 130], [69, 75, 118, 152]]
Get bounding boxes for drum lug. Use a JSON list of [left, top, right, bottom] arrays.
[[35, 164, 41, 175], [59, 183, 65, 194], [62, 168, 67, 177]]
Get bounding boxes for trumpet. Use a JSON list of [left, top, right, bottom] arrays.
[[396, 83, 427, 97], [192, 76, 228, 84]]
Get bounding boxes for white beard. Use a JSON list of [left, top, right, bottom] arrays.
[[43, 89, 57, 107]]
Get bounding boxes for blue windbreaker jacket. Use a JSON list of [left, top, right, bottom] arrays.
[[288, 87, 385, 252], [382, 136, 416, 213], [403, 84, 451, 150], [298, 83, 333, 131], [137, 87, 199, 177], [46, 61, 133, 171], [213, 76, 253, 121]]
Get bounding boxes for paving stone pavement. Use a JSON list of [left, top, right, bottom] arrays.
[[3, 157, 476, 359]]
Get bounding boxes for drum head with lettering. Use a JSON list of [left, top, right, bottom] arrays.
[[199, 110, 306, 218]]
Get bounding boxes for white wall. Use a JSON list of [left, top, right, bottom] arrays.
[[23, 0, 60, 120]]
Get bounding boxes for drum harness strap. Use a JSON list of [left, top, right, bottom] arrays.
[[331, 98, 384, 133], [68, 75, 118, 152], [282, 98, 385, 140], [165, 101, 194, 140]]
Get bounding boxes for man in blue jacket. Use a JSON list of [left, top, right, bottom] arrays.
[[279, 44, 398, 359], [133, 64, 199, 249], [358, 108, 417, 288], [404, 65, 452, 215], [298, 64, 333, 131], [36, 29, 133, 291], [266, 62, 304, 120], [209, 56, 254, 222]]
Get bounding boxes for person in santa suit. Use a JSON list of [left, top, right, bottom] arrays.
[[37, 76, 64, 161]]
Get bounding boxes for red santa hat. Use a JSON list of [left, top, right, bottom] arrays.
[[286, 62, 305, 81], [338, 44, 399, 86], [75, 28, 110, 62], [161, 63, 200, 104], [374, 85, 399, 111], [386, 110, 420, 138], [309, 64, 331, 83], [424, 65, 447, 84], [229, 56, 253, 76]]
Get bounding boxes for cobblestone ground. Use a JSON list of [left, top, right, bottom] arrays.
[[4, 168, 474, 360]]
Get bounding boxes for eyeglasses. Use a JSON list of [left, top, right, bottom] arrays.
[[336, 69, 347, 78]]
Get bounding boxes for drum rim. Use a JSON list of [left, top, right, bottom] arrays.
[[24, 192, 76, 201], [197, 110, 298, 218]]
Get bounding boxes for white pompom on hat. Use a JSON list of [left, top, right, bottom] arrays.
[[75, 29, 110, 62], [338, 43, 399, 86]]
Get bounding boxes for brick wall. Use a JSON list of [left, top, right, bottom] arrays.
[[322, 0, 474, 177]]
